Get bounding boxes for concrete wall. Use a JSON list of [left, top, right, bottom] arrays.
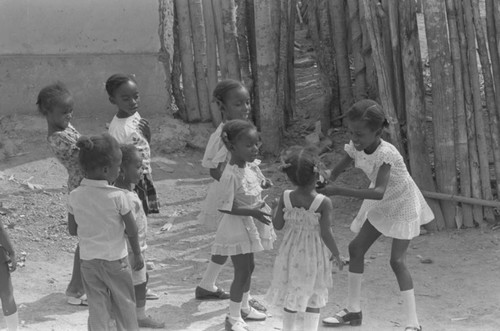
[[0, 0, 171, 124]]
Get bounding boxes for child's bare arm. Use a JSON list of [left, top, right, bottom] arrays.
[[68, 213, 78, 236], [330, 152, 353, 181], [0, 219, 16, 271], [122, 211, 144, 271], [271, 194, 285, 230], [219, 203, 271, 225], [209, 162, 226, 181], [317, 198, 342, 270], [324, 163, 391, 200]]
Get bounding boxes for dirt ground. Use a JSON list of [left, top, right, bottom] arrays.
[[0, 20, 500, 331]]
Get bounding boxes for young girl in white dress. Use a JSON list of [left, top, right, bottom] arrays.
[[320, 100, 433, 331], [212, 119, 276, 331], [265, 146, 343, 331]]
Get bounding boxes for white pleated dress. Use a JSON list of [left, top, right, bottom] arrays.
[[211, 161, 276, 256], [345, 140, 434, 239], [266, 191, 332, 312]]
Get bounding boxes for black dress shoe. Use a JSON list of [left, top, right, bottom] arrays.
[[322, 308, 362, 327], [195, 286, 230, 300]]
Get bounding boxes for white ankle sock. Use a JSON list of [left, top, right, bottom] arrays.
[[303, 312, 319, 331], [199, 261, 224, 291], [5, 311, 18, 331], [282, 310, 296, 331], [401, 289, 419, 327], [229, 300, 242, 320], [347, 272, 362, 312], [241, 292, 250, 310]]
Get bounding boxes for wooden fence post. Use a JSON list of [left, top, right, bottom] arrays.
[[175, 0, 201, 122], [220, 0, 241, 80], [212, 0, 228, 79], [398, 0, 444, 230], [348, 0, 367, 101]]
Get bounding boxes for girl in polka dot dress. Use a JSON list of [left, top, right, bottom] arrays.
[[320, 100, 433, 331]]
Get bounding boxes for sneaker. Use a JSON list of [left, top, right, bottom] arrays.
[[225, 316, 250, 331], [248, 298, 266, 312], [67, 294, 88, 306], [241, 307, 266, 321], [145, 288, 160, 300], [138, 316, 165, 329], [195, 286, 230, 300]]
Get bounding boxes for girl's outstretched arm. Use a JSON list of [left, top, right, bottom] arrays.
[[271, 193, 285, 230], [317, 197, 342, 270], [324, 162, 391, 200], [329, 152, 353, 181], [122, 211, 144, 271], [219, 202, 271, 225]]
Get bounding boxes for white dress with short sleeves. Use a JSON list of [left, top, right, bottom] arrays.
[[265, 191, 332, 312], [197, 123, 230, 230], [345, 140, 434, 239], [211, 161, 276, 256]]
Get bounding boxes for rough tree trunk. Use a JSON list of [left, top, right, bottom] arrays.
[[172, 1, 187, 120], [235, 0, 252, 89], [220, 0, 241, 80], [422, 0, 457, 227], [348, 0, 367, 100], [158, 0, 174, 114], [188, 0, 211, 122], [398, 0, 443, 230], [254, 0, 281, 155], [212, 0, 228, 78]]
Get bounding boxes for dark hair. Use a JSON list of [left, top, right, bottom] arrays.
[[221, 119, 256, 148], [345, 99, 389, 131], [105, 73, 137, 97], [120, 144, 139, 166], [281, 146, 320, 186], [76, 133, 121, 173], [36, 82, 72, 115], [212, 79, 246, 104]]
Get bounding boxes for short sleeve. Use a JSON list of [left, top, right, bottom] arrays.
[[217, 170, 238, 212], [115, 191, 132, 216], [48, 131, 79, 160], [375, 144, 401, 167], [344, 141, 356, 158]]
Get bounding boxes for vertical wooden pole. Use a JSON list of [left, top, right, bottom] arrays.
[[158, 0, 173, 114], [212, 0, 228, 78], [359, 0, 378, 100], [276, 0, 287, 130], [220, 0, 241, 80], [235, 0, 252, 89], [445, 0, 474, 227], [454, 0, 484, 225], [203, 0, 222, 126], [175, 0, 201, 122], [188, 0, 211, 122], [286, 0, 297, 124], [362, 0, 405, 156], [254, 0, 281, 155], [330, 0, 353, 116], [422, 0, 457, 227], [247, 0, 260, 128], [348, 0, 367, 101], [171, 2, 187, 120], [463, 0, 494, 223], [398, 0, 443, 230]]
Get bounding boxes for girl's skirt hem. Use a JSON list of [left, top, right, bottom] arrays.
[[211, 241, 264, 256], [265, 288, 328, 312]]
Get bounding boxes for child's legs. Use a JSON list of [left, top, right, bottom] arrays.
[[0, 261, 16, 316], [66, 244, 84, 297], [390, 238, 412, 290], [81, 259, 113, 330], [348, 220, 381, 273], [134, 282, 147, 309], [103, 258, 138, 330], [229, 253, 254, 302]]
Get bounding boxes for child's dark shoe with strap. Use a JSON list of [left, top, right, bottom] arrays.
[[195, 286, 230, 300], [322, 308, 362, 327]]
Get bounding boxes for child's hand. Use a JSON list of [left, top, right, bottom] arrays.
[[252, 209, 272, 225], [261, 178, 273, 189], [132, 253, 145, 271], [330, 254, 344, 271], [138, 118, 151, 143]]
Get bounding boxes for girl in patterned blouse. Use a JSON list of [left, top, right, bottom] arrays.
[[37, 82, 87, 306]]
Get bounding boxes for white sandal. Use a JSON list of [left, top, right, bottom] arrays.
[[67, 294, 88, 306]]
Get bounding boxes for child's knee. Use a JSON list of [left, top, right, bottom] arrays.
[[389, 256, 406, 271], [348, 241, 363, 258]]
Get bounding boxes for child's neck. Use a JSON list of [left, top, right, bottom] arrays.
[[364, 137, 381, 154], [296, 184, 316, 196], [116, 109, 136, 119], [47, 122, 64, 137], [229, 155, 246, 168], [114, 177, 134, 191]]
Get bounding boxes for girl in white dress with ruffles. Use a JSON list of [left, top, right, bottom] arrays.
[[320, 100, 433, 331], [265, 146, 343, 331], [212, 119, 276, 331], [195, 80, 268, 313]]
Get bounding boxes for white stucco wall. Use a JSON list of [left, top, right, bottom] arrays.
[[0, 0, 171, 123]]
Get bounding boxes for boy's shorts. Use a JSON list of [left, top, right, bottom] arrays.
[[127, 252, 147, 285]]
